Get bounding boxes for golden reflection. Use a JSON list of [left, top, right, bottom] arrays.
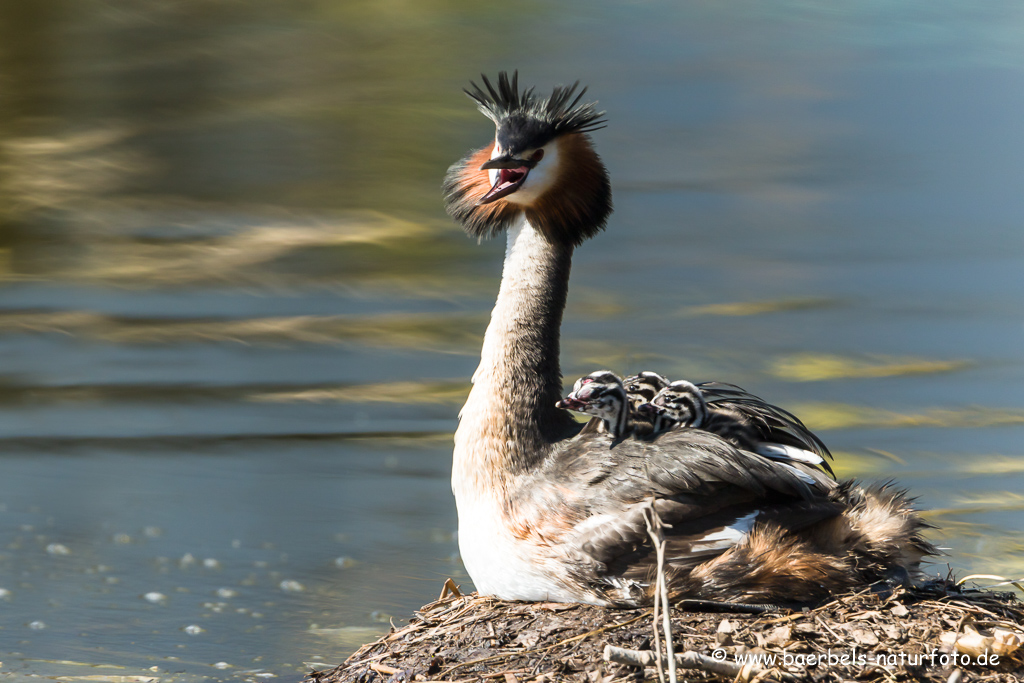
[[0, 129, 146, 219], [923, 495, 1024, 520], [961, 456, 1024, 475], [951, 491, 1024, 510], [566, 287, 629, 320], [789, 402, 1024, 431], [249, 380, 469, 405], [0, 309, 484, 352], [771, 352, 972, 382], [680, 297, 835, 317], [826, 448, 907, 478], [1, 207, 482, 291]]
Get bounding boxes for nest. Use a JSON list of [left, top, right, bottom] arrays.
[[307, 579, 1024, 683]]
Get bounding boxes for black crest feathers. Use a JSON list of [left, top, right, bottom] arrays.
[[465, 71, 607, 142]]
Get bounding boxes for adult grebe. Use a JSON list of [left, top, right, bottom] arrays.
[[444, 72, 934, 606]]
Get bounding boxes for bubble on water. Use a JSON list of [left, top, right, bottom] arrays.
[[144, 592, 167, 604], [279, 580, 304, 593], [213, 662, 231, 670], [28, 620, 47, 630], [0, 588, 11, 599], [144, 526, 163, 538], [180, 553, 197, 568], [203, 558, 221, 569], [113, 533, 132, 544], [216, 587, 238, 599], [46, 543, 71, 556], [334, 556, 355, 569], [183, 624, 204, 635]]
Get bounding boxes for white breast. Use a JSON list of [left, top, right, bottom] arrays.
[[453, 491, 607, 605]]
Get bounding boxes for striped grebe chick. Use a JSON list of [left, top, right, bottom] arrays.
[[620, 370, 668, 433], [641, 379, 708, 434], [641, 379, 828, 484], [445, 72, 935, 606], [622, 371, 669, 411], [557, 371, 632, 438]]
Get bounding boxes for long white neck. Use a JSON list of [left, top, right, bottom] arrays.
[[453, 216, 578, 496]]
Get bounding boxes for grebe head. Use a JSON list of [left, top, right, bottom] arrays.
[[556, 370, 629, 436], [622, 371, 669, 411], [443, 71, 613, 247], [642, 379, 709, 431]]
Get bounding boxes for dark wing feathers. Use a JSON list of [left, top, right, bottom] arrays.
[[697, 381, 833, 471], [552, 429, 829, 507], [537, 429, 837, 593], [639, 429, 825, 500]]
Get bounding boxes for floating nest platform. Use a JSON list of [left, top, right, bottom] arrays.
[[309, 579, 1024, 683]]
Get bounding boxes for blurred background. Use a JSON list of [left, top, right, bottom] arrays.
[[1, 1, 1023, 680]]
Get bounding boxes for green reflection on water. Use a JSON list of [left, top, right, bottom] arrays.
[[1, 0, 1023, 677], [0, 0, 545, 224]]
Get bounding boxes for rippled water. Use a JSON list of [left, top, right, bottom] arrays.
[[2, 1, 1023, 681]]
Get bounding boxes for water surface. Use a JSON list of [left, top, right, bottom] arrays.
[[1, 1, 1023, 681]]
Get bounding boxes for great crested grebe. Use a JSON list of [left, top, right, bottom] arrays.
[[623, 371, 670, 412], [641, 380, 835, 475], [558, 370, 663, 438], [642, 379, 708, 434], [444, 72, 935, 606], [556, 371, 634, 438]]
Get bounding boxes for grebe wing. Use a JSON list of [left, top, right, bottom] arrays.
[[541, 430, 838, 567], [697, 382, 834, 475], [583, 428, 832, 500]]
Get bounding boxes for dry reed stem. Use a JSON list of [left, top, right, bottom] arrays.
[[642, 501, 676, 683]]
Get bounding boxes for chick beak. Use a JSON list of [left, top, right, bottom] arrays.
[[637, 403, 665, 417], [556, 397, 586, 411]]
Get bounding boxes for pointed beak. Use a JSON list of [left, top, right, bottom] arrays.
[[637, 402, 665, 417], [557, 397, 587, 411], [478, 155, 536, 205], [480, 156, 533, 170]]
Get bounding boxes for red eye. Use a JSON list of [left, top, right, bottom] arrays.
[[532, 149, 544, 161]]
